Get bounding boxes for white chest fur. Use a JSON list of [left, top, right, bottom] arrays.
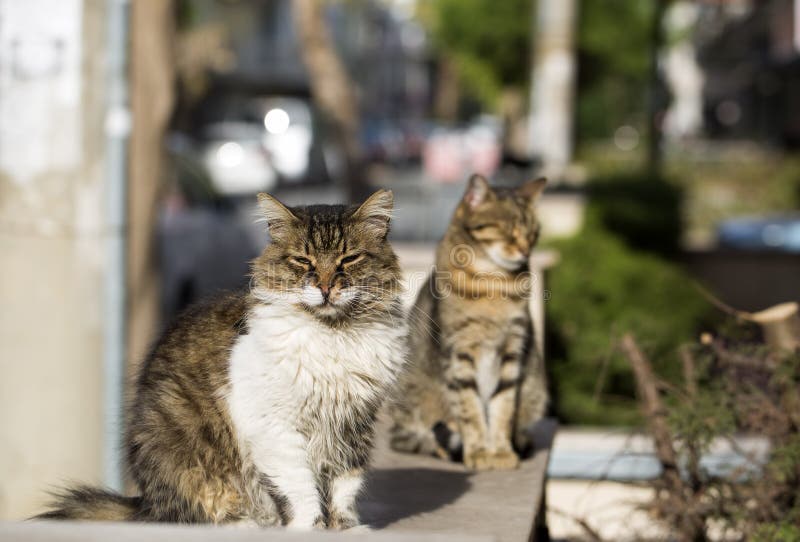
[[226, 303, 407, 451]]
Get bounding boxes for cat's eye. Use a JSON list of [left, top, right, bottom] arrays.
[[470, 223, 497, 232], [339, 253, 364, 266], [288, 256, 313, 268]]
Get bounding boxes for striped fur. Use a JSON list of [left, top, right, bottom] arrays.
[[389, 175, 549, 470], [35, 191, 406, 529]]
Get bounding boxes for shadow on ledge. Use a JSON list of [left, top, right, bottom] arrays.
[[359, 467, 472, 528]]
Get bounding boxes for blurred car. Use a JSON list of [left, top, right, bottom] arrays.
[[202, 121, 277, 196], [260, 97, 314, 182], [158, 200, 259, 325], [717, 214, 800, 252], [197, 93, 338, 196]]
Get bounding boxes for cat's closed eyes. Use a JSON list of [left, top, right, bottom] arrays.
[[36, 190, 407, 530], [252, 193, 400, 323]]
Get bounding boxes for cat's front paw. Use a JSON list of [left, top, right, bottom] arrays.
[[463, 448, 493, 471], [328, 511, 360, 531], [464, 448, 520, 471], [287, 515, 325, 531], [345, 524, 373, 533], [486, 449, 520, 470]]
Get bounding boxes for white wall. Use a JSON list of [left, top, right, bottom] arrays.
[[0, 0, 107, 519]]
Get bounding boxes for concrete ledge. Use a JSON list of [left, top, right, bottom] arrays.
[[3, 420, 552, 541], [0, 521, 493, 542], [361, 418, 556, 542]]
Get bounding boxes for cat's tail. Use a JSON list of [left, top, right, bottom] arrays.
[[32, 485, 143, 521]]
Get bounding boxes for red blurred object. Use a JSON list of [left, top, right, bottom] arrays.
[[423, 122, 501, 183]]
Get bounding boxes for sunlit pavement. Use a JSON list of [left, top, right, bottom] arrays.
[[547, 479, 659, 541]]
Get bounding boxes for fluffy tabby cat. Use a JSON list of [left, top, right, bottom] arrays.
[[389, 175, 548, 470], [37, 190, 406, 530]]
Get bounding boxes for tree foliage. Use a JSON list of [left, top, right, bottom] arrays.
[[577, 0, 657, 140], [421, 0, 533, 109]]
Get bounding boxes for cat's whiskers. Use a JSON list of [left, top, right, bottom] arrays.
[[346, 296, 399, 326], [404, 303, 442, 346], [251, 286, 305, 306], [346, 284, 441, 345]]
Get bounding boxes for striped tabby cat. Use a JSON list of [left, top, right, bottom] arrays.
[[389, 175, 548, 470], [37, 190, 406, 530]]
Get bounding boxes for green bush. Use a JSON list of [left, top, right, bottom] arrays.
[[545, 222, 710, 425], [587, 172, 683, 256], [751, 524, 800, 542]]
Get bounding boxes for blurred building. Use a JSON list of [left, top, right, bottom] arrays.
[[696, 0, 800, 146]]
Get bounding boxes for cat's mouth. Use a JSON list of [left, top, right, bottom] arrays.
[[298, 285, 360, 315], [485, 246, 528, 271], [299, 300, 345, 321], [313, 302, 340, 315], [303, 297, 344, 310], [495, 256, 527, 270]]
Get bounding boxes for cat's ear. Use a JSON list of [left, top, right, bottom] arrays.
[[353, 189, 393, 238], [256, 193, 298, 238], [517, 177, 547, 202], [463, 174, 493, 209]]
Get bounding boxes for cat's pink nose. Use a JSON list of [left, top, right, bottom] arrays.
[[319, 285, 330, 297]]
